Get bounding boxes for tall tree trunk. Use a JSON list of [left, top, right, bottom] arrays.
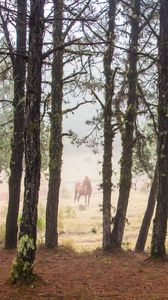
[[102, 0, 116, 251], [45, 0, 63, 248], [110, 0, 140, 249], [151, 0, 168, 258], [5, 0, 27, 249], [10, 0, 44, 283], [135, 166, 157, 252]]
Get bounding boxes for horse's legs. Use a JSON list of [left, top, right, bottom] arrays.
[[85, 195, 87, 207], [78, 194, 81, 202], [74, 192, 77, 202], [88, 193, 91, 206]]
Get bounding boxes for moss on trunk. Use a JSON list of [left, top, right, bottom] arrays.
[[45, 0, 63, 248], [102, 0, 116, 251], [5, 0, 27, 249], [110, 0, 140, 249], [151, 0, 168, 259], [10, 0, 44, 283], [10, 235, 35, 284]]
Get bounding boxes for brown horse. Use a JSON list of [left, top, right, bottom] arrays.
[[74, 176, 92, 206]]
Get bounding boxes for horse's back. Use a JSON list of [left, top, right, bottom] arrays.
[[74, 177, 92, 197]]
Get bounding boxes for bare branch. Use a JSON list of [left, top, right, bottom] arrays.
[[91, 89, 104, 109], [62, 100, 93, 115]]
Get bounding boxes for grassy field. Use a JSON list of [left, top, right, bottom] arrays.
[[0, 179, 153, 251]]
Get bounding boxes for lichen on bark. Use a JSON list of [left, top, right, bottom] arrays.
[[10, 235, 35, 284]]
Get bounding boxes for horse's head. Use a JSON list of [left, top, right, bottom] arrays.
[[83, 176, 90, 185], [82, 176, 92, 194]]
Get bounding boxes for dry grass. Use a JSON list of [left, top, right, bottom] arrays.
[[0, 183, 152, 251]]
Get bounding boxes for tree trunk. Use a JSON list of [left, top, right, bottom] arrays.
[[110, 0, 140, 249], [102, 0, 116, 251], [5, 0, 27, 249], [135, 166, 157, 252], [45, 0, 63, 248], [151, 0, 168, 258], [10, 0, 44, 283]]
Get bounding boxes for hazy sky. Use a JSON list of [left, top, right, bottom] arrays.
[[62, 100, 122, 187]]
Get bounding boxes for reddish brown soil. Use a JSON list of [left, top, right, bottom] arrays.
[[1, 247, 168, 300]]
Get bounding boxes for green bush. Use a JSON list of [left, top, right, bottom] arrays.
[[18, 213, 45, 233]]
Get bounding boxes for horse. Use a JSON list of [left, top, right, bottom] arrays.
[[74, 176, 92, 207]]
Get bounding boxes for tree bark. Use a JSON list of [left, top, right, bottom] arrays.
[[10, 0, 44, 283], [151, 0, 168, 258], [135, 166, 157, 252], [110, 0, 140, 249], [102, 0, 116, 251], [5, 0, 27, 249], [45, 0, 63, 248]]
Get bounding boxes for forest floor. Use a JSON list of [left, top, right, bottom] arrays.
[[1, 247, 168, 300], [1, 182, 167, 299]]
